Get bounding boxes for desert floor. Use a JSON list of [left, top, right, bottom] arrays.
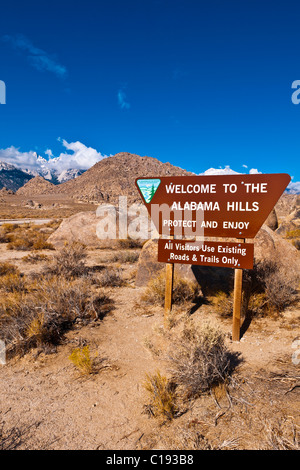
[[0, 242, 299, 451]]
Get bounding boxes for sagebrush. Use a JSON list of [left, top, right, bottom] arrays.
[[142, 272, 200, 306], [168, 323, 235, 399]]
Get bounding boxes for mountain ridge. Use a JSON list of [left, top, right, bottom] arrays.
[[0, 161, 33, 191], [0, 153, 299, 197]]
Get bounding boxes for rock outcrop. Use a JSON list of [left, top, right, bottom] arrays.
[[16, 176, 56, 196]]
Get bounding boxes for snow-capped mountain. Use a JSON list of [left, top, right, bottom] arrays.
[[200, 166, 299, 194], [0, 161, 33, 191], [21, 153, 86, 184], [0, 161, 16, 171], [200, 166, 241, 176], [56, 168, 85, 183], [285, 181, 300, 194]]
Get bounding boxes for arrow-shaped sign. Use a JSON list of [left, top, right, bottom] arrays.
[[136, 173, 291, 239]]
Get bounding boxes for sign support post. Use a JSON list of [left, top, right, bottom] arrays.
[[164, 236, 174, 320], [232, 268, 243, 341], [164, 262, 174, 315]]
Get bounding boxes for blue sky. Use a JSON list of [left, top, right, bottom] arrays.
[[0, 0, 300, 185]]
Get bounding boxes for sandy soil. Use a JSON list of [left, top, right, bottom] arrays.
[[0, 194, 95, 220], [0, 247, 299, 450]]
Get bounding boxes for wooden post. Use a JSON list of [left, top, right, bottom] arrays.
[[164, 235, 174, 321], [232, 268, 243, 341], [164, 261, 174, 315], [232, 238, 245, 341]]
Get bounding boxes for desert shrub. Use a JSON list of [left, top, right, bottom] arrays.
[[98, 267, 124, 287], [117, 238, 144, 249], [0, 276, 113, 355], [168, 323, 234, 399], [209, 291, 234, 318], [45, 242, 87, 279], [109, 251, 140, 263], [263, 418, 300, 450], [247, 259, 299, 313], [0, 223, 19, 243], [0, 273, 26, 293], [264, 271, 298, 312], [0, 262, 19, 276], [69, 345, 95, 375], [292, 239, 300, 250], [160, 426, 239, 450], [43, 219, 62, 230], [247, 292, 269, 316], [0, 232, 13, 243], [241, 255, 300, 316], [7, 228, 54, 251], [142, 272, 200, 306], [1, 223, 19, 233], [22, 253, 49, 263], [285, 228, 300, 239], [143, 370, 178, 420], [0, 421, 23, 450]]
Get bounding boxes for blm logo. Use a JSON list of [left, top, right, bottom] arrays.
[[0, 80, 6, 104]]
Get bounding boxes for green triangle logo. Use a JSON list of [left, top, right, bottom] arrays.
[[137, 178, 161, 203]]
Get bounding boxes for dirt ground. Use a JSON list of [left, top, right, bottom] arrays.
[[0, 194, 95, 219], [0, 245, 299, 450]]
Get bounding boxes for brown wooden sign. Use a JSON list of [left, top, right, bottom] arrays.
[[136, 172, 291, 342], [136, 174, 291, 238], [158, 239, 254, 269]]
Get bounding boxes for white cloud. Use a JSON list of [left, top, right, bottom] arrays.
[[0, 139, 108, 175], [53, 139, 107, 171], [200, 165, 262, 176], [117, 89, 130, 110], [200, 165, 241, 176], [286, 180, 300, 194], [45, 149, 53, 158], [0, 146, 40, 171]]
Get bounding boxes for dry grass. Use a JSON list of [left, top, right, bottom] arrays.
[[262, 418, 300, 450], [0, 273, 27, 293], [0, 421, 24, 450], [6, 225, 54, 251], [0, 262, 19, 276], [44, 242, 88, 279], [117, 238, 144, 249], [141, 272, 200, 307], [0, 275, 113, 356], [285, 228, 300, 239], [22, 253, 49, 264], [156, 425, 240, 450], [108, 250, 140, 264], [245, 259, 300, 313], [69, 345, 96, 375], [209, 291, 234, 318], [210, 256, 300, 319], [143, 370, 178, 421], [0, 263, 26, 293], [167, 322, 237, 399], [98, 267, 125, 287], [0, 223, 19, 243]]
